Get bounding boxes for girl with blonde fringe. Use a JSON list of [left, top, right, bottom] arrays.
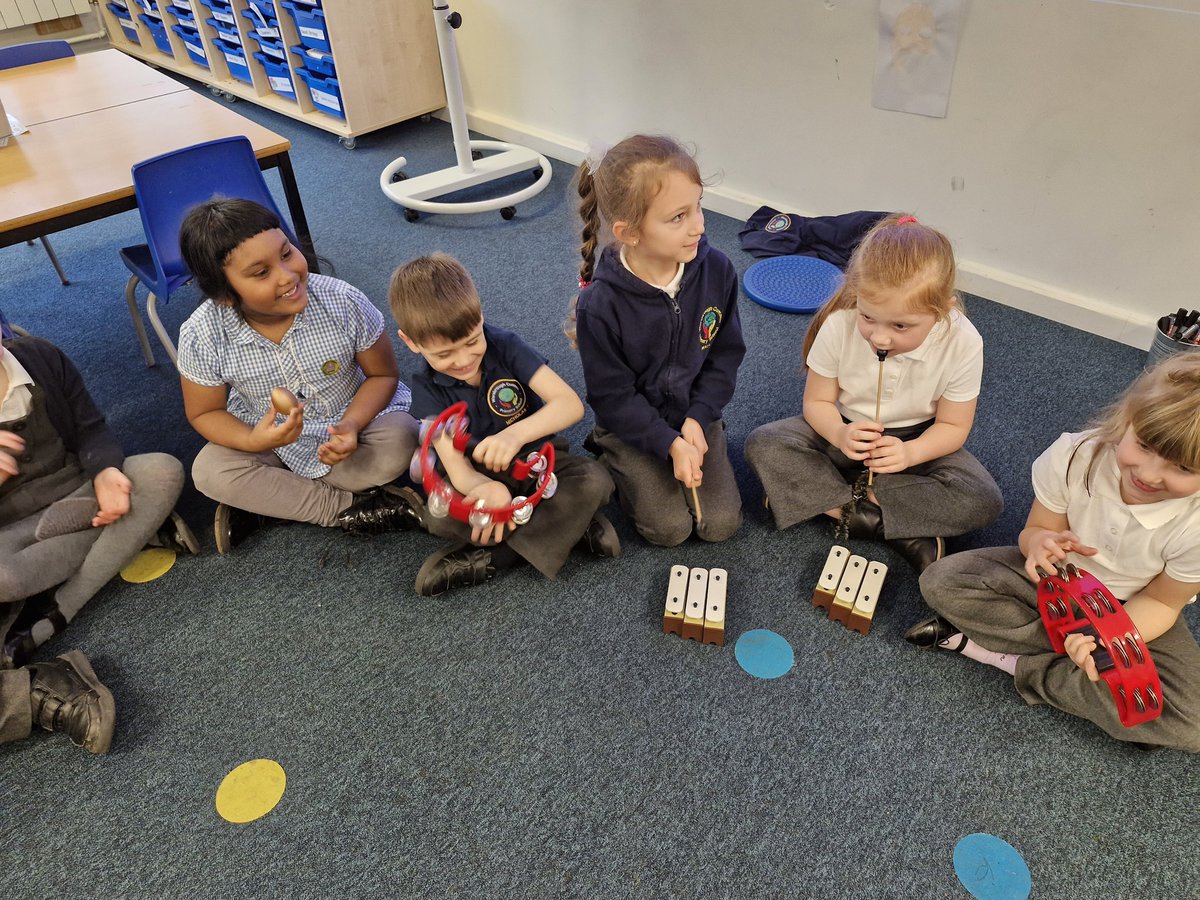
[[744, 214, 1002, 573], [566, 135, 745, 547], [910, 354, 1200, 752]]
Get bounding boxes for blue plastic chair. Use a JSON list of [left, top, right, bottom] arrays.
[[0, 41, 73, 286], [0, 308, 28, 340], [119, 136, 297, 368]]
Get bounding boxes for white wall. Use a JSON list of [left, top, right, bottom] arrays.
[[446, 0, 1200, 348]]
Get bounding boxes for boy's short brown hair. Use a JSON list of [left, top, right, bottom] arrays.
[[388, 253, 483, 345]]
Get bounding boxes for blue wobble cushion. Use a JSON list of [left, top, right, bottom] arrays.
[[743, 255, 844, 314]]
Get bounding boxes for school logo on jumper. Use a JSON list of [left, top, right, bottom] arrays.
[[487, 379, 527, 423], [699, 307, 723, 350], [765, 214, 792, 233], [321, 359, 340, 376]]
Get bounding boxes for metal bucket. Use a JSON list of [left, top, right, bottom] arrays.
[[1146, 317, 1200, 368]]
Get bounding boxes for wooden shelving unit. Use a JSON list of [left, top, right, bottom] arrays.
[[98, 0, 446, 148]]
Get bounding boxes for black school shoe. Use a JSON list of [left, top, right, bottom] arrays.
[[2, 591, 66, 670], [214, 503, 270, 555], [414, 542, 496, 597], [887, 535, 945, 575], [28, 650, 116, 754], [575, 512, 621, 558], [903, 615, 966, 651], [336, 486, 426, 536]]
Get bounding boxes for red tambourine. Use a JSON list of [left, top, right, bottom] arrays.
[[418, 401, 557, 527], [1037, 563, 1163, 727]]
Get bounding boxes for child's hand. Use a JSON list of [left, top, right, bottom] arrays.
[[1023, 529, 1099, 582], [838, 420, 883, 461], [865, 435, 912, 475], [464, 481, 517, 545], [1063, 630, 1102, 682], [680, 418, 708, 459], [92, 466, 132, 526], [319, 422, 359, 466], [251, 404, 304, 451], [473, 432, 522, 473], [669, 437, 703, 488], [0, 431, 24, 486]]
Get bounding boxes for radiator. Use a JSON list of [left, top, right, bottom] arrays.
[[0, 0, 94, 31]]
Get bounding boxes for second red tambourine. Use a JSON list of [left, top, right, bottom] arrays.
[[1037, 564, 1163, 728]]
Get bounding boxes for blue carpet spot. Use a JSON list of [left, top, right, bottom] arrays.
[[953, 833, 1032, 900], [734, 629, 794, 679]]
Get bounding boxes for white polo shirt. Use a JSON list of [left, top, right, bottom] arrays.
[[806, 308, 983, 427], [0, 346, 34, 423], [1032, 432, 1200, 599]]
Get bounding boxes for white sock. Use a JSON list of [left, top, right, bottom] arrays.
[[938, 633, 1019, 676]]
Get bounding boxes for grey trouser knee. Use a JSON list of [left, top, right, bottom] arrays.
[[591, 420, 741, 547]]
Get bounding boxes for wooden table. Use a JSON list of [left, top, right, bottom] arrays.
[[0, 49, 313, 252], [0, 49, 187, 127]]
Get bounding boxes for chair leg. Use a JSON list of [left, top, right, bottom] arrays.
[[38, 237, 69, 286], [124, 275, 158, 368], [145, 291, 179, 369]]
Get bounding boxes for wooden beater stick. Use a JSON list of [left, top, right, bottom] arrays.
[[868, 349, 887, 486], [691, 485, 703, 524]]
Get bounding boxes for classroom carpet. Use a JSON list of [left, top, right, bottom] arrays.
[[2, 63, 1197, 900]]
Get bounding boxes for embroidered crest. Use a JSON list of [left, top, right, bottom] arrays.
[[487, 379, 527, 422], [321, 359, 340, 376], [764, 213, 791, 233], [699, 307, 723, 350]]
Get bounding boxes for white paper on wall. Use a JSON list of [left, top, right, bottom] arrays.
[[871, 0, 966, 119]]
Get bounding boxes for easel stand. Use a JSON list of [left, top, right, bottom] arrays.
[[379, 0, 552, 221]]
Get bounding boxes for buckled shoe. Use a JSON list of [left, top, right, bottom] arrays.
[[28, 650, 116, 754]]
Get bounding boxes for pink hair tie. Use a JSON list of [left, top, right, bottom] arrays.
[[578, 278, 591, 290], [897, 215, 918, 225]]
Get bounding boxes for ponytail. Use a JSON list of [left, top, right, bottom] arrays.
[[564, 162, 602, 348]]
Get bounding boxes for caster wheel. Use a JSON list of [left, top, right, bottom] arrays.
[[421, 114, 432, 123], [404, 208, 420, 223], [223, 92, 236, 102], [209, 86, 221, 96], [500, 207, 516, 221], [339, 136, 357, 150], [471, 149, 483, 161], [390, 171, 408, 183], [532, 167, 543, 180]]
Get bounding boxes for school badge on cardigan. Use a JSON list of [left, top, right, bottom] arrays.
[[321, 359, 340, 376], [699, 307, 723, 350]]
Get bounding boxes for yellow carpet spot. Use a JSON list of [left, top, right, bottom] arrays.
[[216, 759, 287, 823], [119, 548, 176, 583]]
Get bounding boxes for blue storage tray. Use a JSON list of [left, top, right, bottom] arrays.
[[171, 22, 209, 67], [253, 50, 296, 100], [289, 43, 334, 78], [742, 255, 844, 314], [241, 6, 279, 39], [108, 1, 133, 20], [195, 0, 235, 26], [247, 0, 277, 18], [247, 29, 286, 61], [206, 15, 240, 44], [138, 13, 172, 55], [165, 4, 194, 26], [214, 38, 251, 84], [281, 1, 329, 52], [295, 66, 343, 118], [131, 0, 158, 11]]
